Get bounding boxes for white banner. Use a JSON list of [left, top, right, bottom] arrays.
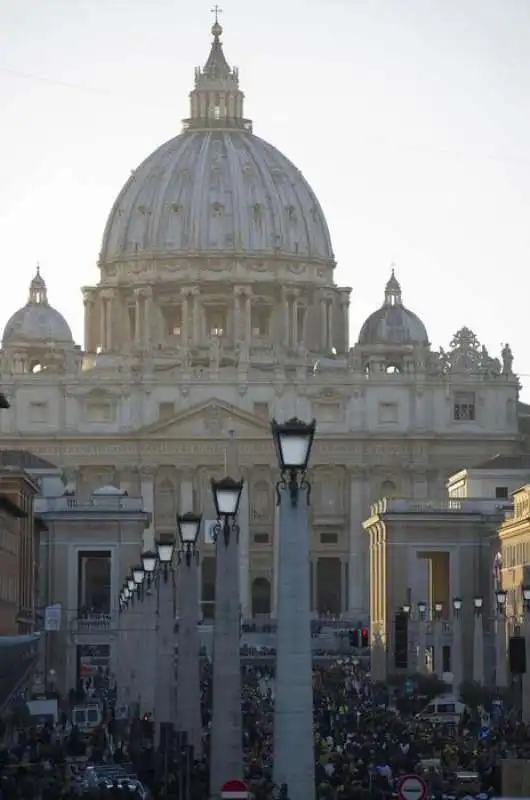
[[44, 603, 62, 632], [203, 519, 219, 545]]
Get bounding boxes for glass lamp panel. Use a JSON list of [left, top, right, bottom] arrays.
[[157, 542, 174, 564], [142, 551, 157, 573], [473, 596, 483, 609], [215, 486, 240, 516], [127, 578, 135, 592], [133, 567, 145, 584], [278, 431, 311, 469], [179, 519, 200, 544]]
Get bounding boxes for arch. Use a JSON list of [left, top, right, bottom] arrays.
[[385, 363, 401, 374], [316, 557, 341, 616], [251, 577, 271, 616]]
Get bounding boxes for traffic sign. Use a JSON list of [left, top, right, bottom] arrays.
[[397, 774, 427, 800], [221, 779, 249, 800]]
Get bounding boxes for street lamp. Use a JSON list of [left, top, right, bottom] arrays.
[[473, 596, 483, 613], [418, 601, 427, 618], [402, 604, 411, 616], [272, 417, 316, 800], [209, 473, 245, 796], [452, 597, 462, 616], [211, 477, 244, 546], [271, 417, 316, 506], [496, 589, 507, 614], [156, 534, 176, 581], [434, 601, 443, 618], [177, 512, 202, 566], [523, 586, 530, 612], [141, 550, 157, 588]]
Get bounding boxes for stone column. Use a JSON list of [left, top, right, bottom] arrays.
[[472, 607, 485, 684], [244, 291, 252, 344], [340, 294, 350, 351], [273, 485, 315, 800], [522, 613, 530, 722], [209, 522, 243, 798], [282, 289, 290, 348], [418, 611, 427, 674], [143, 287, 153, 344], [134, 290, 143, 345], [140, 467, 156, 551], [271, 500, 280, 617], [433, 616, 444, 677], [154, 573, 176, 745], [181, 290, 190, 343], [451, 610, 463, 695], [99, 296, 107, 351], [496, 612, 508, 687], [233, 288, 242, 344], [82, 291, 95, 352], [348, 471, 365, 618], [291, 293, 298, 348], [176, 553, 202, 754], [191, 287, 200, 345], [327, 298, 333, 351], [320, 295, 328, 351], [104, 292, 114, 351], [238, 474, 251, 618]]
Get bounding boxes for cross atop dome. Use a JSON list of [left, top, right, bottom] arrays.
[[28, 264, 48, 306], [182, 11, 253, 133], [384, 265, 403, 307]]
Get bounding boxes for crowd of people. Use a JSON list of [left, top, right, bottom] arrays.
[[0, 657, 529, 799]]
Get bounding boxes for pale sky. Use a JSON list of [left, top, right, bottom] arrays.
[[1, 0, 529, 393]]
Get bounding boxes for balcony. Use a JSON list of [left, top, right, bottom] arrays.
[[69, 610, 115, 635], [35, 495, 144, 514], [370, 497, 513, 517]]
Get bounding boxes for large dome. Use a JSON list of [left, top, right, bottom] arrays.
[[2, 269, 73, 348], [358, 270, 429, 347], [99, 22, 333, 266]]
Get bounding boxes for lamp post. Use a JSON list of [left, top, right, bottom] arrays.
[[451, 598, 463, 693], [433, 602, 444, 677], [417, 601, 427, 674], [472, 596, 485, 685], [271, 417, 316, 800], [495, 589, 508, 688], [152, 532, 178, 745], [209, 476, 244, 800], [176, 511, 202, 755]]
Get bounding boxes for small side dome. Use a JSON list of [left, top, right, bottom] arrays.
[[358, 269, 428, 346], [92, 484, 126, 496], [2, 267, 73, 348]]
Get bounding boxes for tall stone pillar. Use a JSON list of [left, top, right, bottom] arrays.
[[82, 290, 95, 352], [154, 574, 176, 744], [181, 290, 190, 343], [143, 287, 153, 344], [496, 613, 508, 687], [176, 554, 202, 753], [134, 290, 143, 345], [340, 293, 350, 351], [140, 467, 156, 551], [320, 295, 328, 351], [244, 292, 252, 344], [348, 471, 365, 617], [99, 296, 107, 351], [238, 474, 251, 618], [472, 605, 485, 684], [191, 288, 200, 345], [271, 500, 280, 617], [282, 289, 290, 348], [451, 609, 463, 694], [273, 485, 315, 800], [291, 294, 298, 347], [105, 291, 114, 351], [233, 288, 242, 344]]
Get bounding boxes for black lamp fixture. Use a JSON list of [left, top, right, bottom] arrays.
[[417, 601, 427, 618], [495, 589, 507, 614], [473, 596, 483, 613], [452, 597, 462, 617], [156, 533, 176, 581], [177, 511, 202, 566], [271, 417, 316, 506], [141, 550, 157, 587], [211, 477, 244, 547], [523, 585, 530, 612]]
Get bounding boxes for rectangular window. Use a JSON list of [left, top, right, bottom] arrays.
[[251, 308, 270, 337], [453, 392, 475, 421], [158, 402, 175, 420], [162, 306, 182, 337], [77, 550, 112, 617], [495, 486, 509, 499], [320, 532, 338, 545], [253, 402, 269, 419], [207, 307, 226, 337], [85, 401, 113, 423], [378, 402, 398, 424], [253, 533, 269, 544], [29, 401, 48, 423]]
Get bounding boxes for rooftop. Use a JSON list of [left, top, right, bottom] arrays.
[[472, 453, 530, 471]]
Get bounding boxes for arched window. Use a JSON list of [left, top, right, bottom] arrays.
[[251, 577, 271, 616], [381, 480, 396, 497]]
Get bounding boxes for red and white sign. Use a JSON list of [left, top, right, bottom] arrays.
[[397, 774, 427, 800], [221, 779, 249, 800]]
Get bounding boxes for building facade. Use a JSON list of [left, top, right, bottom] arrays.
[[0, 22, 523, 622], [35, 485, 150, 693], [0, 467, 40, 635]]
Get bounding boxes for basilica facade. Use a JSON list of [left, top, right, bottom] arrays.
[[0, 21, 521, 622]]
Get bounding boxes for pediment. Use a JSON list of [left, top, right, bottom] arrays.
[[139, 399, 270, 438]]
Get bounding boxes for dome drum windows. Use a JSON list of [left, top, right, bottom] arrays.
[[251, 305, 271, 339], [162, 305, 183, 338], [205, 305, 227, 338]]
